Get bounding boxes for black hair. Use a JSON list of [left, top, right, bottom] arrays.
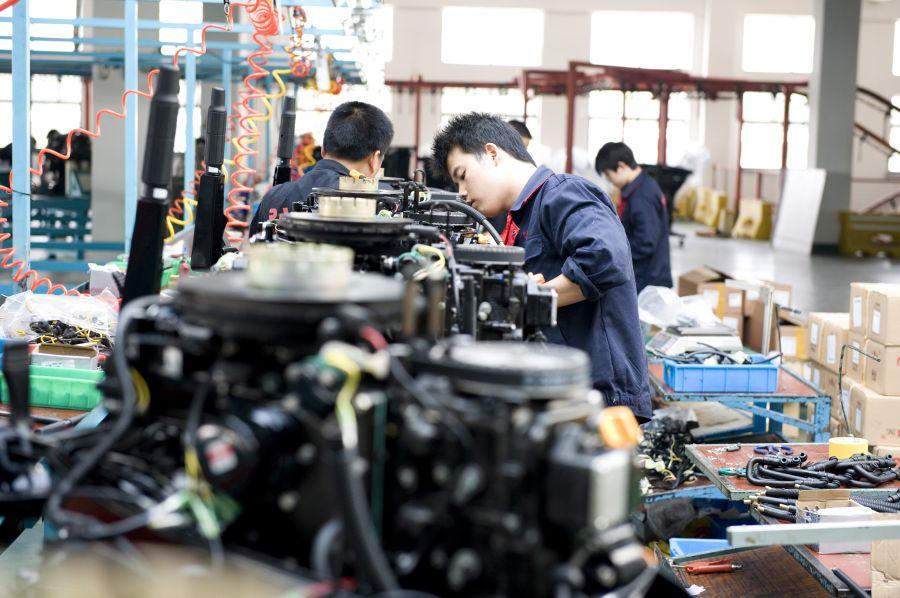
[[595, 141, 638, 174], [507, 119, 532, 139], [323, 101, 394, 161], [431, 113, 535, 180]]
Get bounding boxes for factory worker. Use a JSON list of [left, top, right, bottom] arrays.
[[595, 142, 673, 294], [431, 113, 652, 421], [249, 101, 394, 236]]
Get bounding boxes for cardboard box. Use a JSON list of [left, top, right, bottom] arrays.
[[819, 313, 850, 373], [836, 379, 856, 426], [778, 306, 807, 327], [849, 384, 900, 446], [782, 358, 808, 379], [782, 401, 814, 441], [743, 299, 779, 353], [30, 344, 99, 370], [721, 313, 743, 336], [868, 286, 900, 346], [698, 282, 726, 316], [865, 339, 900, 396], [871, 514, 900, 598], [677, 267, 724, 297], [850, 282, 884, 335], [804, 361, 822, 390], [778, 325, 808, 360], [807, 312, 847, 368], [846, 331, 866, 383], [818, 367, 840, 419], [743, 280, 793, 312], [872, 445, 900, 458], [795, 489, 874, 554], [831, 416, 850, 438]]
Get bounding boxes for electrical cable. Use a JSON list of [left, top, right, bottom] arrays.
[[413, 199, 502, 244]]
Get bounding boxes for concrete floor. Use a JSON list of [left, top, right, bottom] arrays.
[[670, 222, 900, 312]]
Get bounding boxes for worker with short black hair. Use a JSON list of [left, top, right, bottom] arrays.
[[595, 142, 672, 293], [507, 119, 532, 148], [431, 113, 652, 420], [249, 101, 394, 235]]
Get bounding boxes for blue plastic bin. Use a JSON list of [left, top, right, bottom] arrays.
[[669, 538, 730, 558], [663, 355, 779, 393]]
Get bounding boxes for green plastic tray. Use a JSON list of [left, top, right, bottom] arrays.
[[0, 365, 104, 411]]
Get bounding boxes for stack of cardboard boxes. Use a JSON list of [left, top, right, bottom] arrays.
[[803, 312, 850, 434], [843, 284, 900, 452]]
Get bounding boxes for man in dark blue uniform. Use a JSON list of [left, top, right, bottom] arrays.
[[431, 114, 652, 420], [595, 142, 672, 294], [248, 101, 394, 236]]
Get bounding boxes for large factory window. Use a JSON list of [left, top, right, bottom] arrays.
[[742, 15, 815, 74], [0, 75, 83, 148], [740, 92, 809, 170], [159, 0, 203, 56], [440, 88, 541, 145], [441, 7, 544, 67], [0, 0, 77, 52], [587, 91, 690, 166], [293, 87, 392, 146], [174, 82, 201, 155], [590, 11, 695, 71]]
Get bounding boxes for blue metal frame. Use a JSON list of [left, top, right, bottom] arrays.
[[124, 0, 138, 248], [11, 0, 30, 273], [650, 363, 832, 443], [5, 0, 385, 280]]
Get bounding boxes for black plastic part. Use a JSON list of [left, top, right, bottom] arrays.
[[276, 213, 415, 254], [141, 65, 180, 189], [205, 87, 227, 168], [2, 341, 30, 431], [453, 244, 526, 266], [276, 96, 296, 160], [190, 172, 226, 270], [123, 63, 181, 306]]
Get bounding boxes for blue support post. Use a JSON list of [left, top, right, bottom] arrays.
[[11, 0, 30, 279], [184, 51, 197, 194], [222, 48, 232, 202], [124, 0, 138, 248]]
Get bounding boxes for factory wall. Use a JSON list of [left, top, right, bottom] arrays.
[[386, 0, 899, 210]]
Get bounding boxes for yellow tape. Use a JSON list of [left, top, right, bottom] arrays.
[[828, 436, 869, 459]]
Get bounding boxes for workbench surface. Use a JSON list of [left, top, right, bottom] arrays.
[[666, 546, 830, 597], [749, 509, 873, 595], [685, 443, 900, 501]]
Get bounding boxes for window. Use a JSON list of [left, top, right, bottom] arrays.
[[742, 15, 815, 74], [0, 74, 83, 148], [889, 95, 900, 173], [159, 0, 203, 57], [740, 92, 809, 170], [590, 11, 695, 71], [174, 82, 201, 155], [293, 85, 392, 144], [0, 0, 77, 52], [441, 7, 543, 67], [588, 91, 691, 166], [440, 88, 541, 145]]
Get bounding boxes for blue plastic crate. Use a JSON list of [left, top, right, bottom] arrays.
[[663, 355, 779, 393], [669, 538, 730, 558]]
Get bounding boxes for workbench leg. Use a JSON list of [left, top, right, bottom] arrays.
[[814, 397, 831, 443], [752, 401, 767, 436], [769, 402, 784, 439]]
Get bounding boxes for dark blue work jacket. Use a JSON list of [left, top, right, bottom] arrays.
[[620, 171, 672, 293], [509, 166, 652, 419], [249, 159, 349, 235]]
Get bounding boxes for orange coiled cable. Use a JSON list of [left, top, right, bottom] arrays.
[[0, 69, 160, 295], [223, 0, 280, 244]]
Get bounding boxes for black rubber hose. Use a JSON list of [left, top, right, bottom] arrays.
[[756, 495, 796, 507], [311, 519, 343, 581], [413, 199, 503, 244], [756, 504, 795, 520], [763, 488, 800, 499], [853, 464, 900, 485], [332, 446, 399, 592]]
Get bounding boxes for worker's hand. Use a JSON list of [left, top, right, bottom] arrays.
[[528, 272, 545, 284]]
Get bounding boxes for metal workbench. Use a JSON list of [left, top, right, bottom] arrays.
[[648, 361, 831, 442]]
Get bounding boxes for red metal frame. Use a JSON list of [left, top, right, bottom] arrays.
[[387, 63, 807, 209]]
